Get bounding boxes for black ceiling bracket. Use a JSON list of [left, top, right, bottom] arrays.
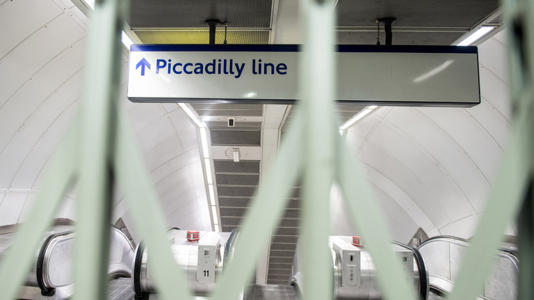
[[377, 17, 396, 46], [206, 19, 223, 45]]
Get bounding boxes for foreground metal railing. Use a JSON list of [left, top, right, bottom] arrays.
[[0, 0, 532, 299]]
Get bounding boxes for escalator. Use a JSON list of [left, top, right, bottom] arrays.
[[244, 285, 298, 300], [0, 222, 135, 300], [417, 236, 518, 300], [132, 228, 238, 299], [0, 227, 519, 300], [290, 236, 429, 300]]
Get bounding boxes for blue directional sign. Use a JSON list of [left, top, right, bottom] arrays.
[[136, 58, 151, 76], [128, 44, 480, 106]]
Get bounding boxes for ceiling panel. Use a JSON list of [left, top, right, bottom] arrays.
[[130, 0, 272, 28], [211, 130, 261, 146], [216, 173, 260, 185], [207, 121, 262, 129], [192, 104, 263, 117], [338, 31, 461, 45], [337, 0, 499, 28], [213, 160, 260, 173], [135, 30, 269, 45], [336, 0, 499, 45], [219, 197, 252, 207]]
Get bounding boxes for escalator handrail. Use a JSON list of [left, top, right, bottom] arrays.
[[133, 243, 148, 299], [224, 229, 238, 265], [36, 230, 74, 296], [418, 235, 519, 270], [418, 235, 469, 247]]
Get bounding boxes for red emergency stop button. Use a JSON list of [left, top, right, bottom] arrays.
[[187, 230, 199, 241], [352, 235, 361, 247]]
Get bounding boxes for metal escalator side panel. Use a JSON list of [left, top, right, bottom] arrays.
[[38, 231, 76, 296], [108, 227, 136, 278], [417, 236, 519, 300], [134, 230, 233, 296], [293, 236, 425, 299]]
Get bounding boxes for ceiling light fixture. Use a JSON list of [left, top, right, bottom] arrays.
[[81, 0, 94, 9], [121, 31, 134, 49], [80, 0, 133, 50], [339, 105, 378, 135], [457, 26, 495, 46], [178, 103, 220, 232]]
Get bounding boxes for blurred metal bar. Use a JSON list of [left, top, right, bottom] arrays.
[[72, 0, 126, 298], [336, 134, 418, 300], [518, 183, 534, 300], [504, 0, 534, 299], [447, 0, 534, 297], [446, 79, 532, 300], [0, 121, 78, 300], [299, 0, 336, 299], [211, 110, 303, 300], [115, 111, 193, 300]]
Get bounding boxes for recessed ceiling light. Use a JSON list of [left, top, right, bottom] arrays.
[[339, 105, 378, 134], [457, 26, 495, 46]]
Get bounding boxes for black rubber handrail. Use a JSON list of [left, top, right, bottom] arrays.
[[133, 243, 149, 300], [224, 229, 238, 264]]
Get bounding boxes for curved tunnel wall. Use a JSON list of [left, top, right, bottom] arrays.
[[0, 0, 212, 236], [337, 31, 511, 242]]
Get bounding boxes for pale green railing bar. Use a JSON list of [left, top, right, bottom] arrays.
[[447, 0, 534, 297], [115, 112, 193, 300], [299, 0, 336, 298], [444, 102, 531, 300], [211, 111, 303, 300], [335, 134, 418, 300], [72, 0, 126, 298]]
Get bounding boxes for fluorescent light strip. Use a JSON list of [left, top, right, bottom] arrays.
[[179, 103, 206, 128], [208, 185, 217, 206], [457, 26, 495, 46], [82, 0, 94, 8], [121, 31, 133, 49], [210, 206, 219, 227], [204, 160, 214, 185], [200, 128, 210, 158], [81, 0, 134, 50], [178, 103, 220, 232], [339, 105, 378, 134]]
